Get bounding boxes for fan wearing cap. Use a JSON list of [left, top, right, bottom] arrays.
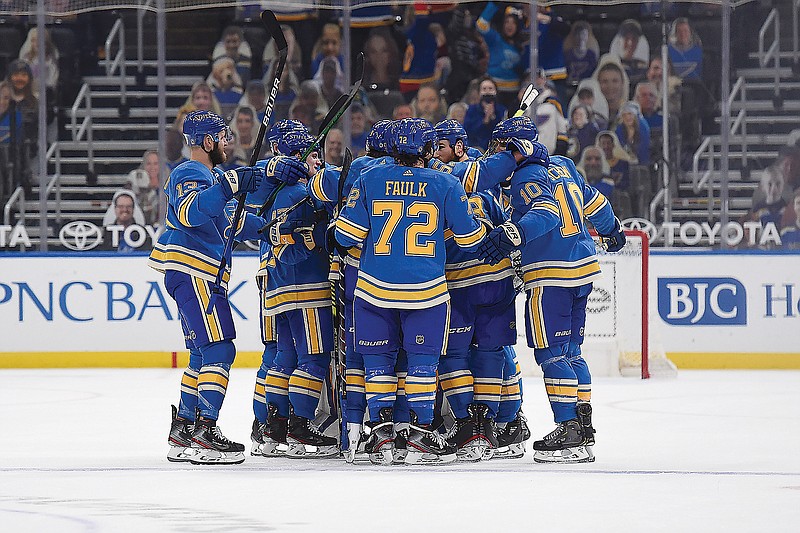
[[149, 110, 306, 466]]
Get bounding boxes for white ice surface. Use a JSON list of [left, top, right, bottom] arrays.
[[1, 369, 799, 532]]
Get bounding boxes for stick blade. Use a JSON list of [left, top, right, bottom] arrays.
[[353, 52, 365, 87], [261, 10, 287, 51]]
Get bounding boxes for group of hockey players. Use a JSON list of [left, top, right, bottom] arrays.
[[151, 103, 626, 467]]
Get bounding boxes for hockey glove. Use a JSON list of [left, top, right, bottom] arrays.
[[478, 221, 524, 265], [265, 155, 308, 186], [267, 218, 305, 246], [218, 166, 264, 200], [599, 218, 626, 253], [508, 138, 549, 167]]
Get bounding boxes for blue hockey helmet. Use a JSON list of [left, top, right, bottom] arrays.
[[182, 110, 231, 147], [277, 130, 316, 157], [365, 119, 392, 154], [491, 116, 539, 143], [267, 119, 308, 154], [434, 119, 469, 148], [391, 118, 437, 159]]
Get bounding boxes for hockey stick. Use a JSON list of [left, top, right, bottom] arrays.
[[206, 10, 287, 314], [513, 83, 539, 118], [330, 147, 353, 449], [257, 52, 365, 218]]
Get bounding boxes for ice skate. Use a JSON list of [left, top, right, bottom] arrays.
[[448, 403, 498, 462], [286, 411, 339, 458], [343, 422, 368, 464], [576, 402, 596, 446], [363, 408, 394, 466], [532, 419, 594, 464], [167, 405, 198, 463], [250, 418, 266, 456], [262, 403, 288, 457], [493, 411, 531, 459], [392, 422, 408, 464], [190, 418, 245, 465], [403, 413, 457, 465]]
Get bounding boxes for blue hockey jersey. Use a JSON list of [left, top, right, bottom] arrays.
[[336, 165, 486, 309], [430, 150, 517, 196], [510, 155, 617, 289], [147, 160, 266, 288]]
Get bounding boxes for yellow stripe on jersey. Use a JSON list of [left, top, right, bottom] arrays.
[[445, 258, 514, 286], [309, 169, 334, 203], [452, 223, 486, 248], [522, 261, 601, 288], [529, 286, 547, 348], [462, 162, 479, 194], [304, 308, 323, 354], [356, 276, 448, 305], [336, 216, 369, 241], [531, 200, 560, 217], [265, 289, 332, 314], [177, 190, 198, 227], [148, 245, 231, 286], [191, 276, 223, 341], [365, 381, 398, 394], [584, 191, 608, 217]]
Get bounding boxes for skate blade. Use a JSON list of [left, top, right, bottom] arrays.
[[391, 450, 408, 465], [285, 441, 339, 458], [167, 445, 198, 462], [190, 450, 245, 465], [261, 440, 288, 457], [368, 449, 394, 466], [456, 443, 488, 463], [491, 443, 526, 459], [404, 451, 457, 465], [250, 438, 264, 456], [533, 445, 594, 464]]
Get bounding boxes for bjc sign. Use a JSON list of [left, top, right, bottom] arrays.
[[658, 277, 747, 326]]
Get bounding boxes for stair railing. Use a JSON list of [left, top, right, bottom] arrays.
[[41, 142, 64, 226], [69, 83, 95, 181], [105, 17, 127, 111], [3, 186, 25, 226], [794, 0, 799, 71], [758, 8, 781, 106], [137, 0, 154, 79]]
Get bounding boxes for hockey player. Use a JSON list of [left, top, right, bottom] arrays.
[[152, 110, 306, 465], [255, 129, 339, 458], [248, 119, 310, 456], [477, 116, 626, 463], [335, 118, 487, 465], [431, 120, 516, 461]]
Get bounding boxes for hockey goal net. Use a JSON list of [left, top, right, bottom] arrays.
[[515, 230, 676, 379]]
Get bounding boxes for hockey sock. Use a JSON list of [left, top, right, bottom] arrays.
[[496, 346, 521, 424], [253, 341, 278, 423], [197, 340, 235, 420], [470, 346, 504, 418], [363, 352, 398, 422], [288, 357, 328, 420], [344, 347, 367, 424], [265, 349, 297, 418], [394, 349, 410, 424], [536, 344, 578, 423], [439, 347, 473, 419], [567, 342, 592, 402], [178, 349, 202, 420], [405, 354, 439, 425]]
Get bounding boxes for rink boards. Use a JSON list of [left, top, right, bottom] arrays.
[[0, 250, 798, 369]]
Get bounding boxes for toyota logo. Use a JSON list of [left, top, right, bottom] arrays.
[[621, 218, 658, 243], [59, 221, 103, 251]]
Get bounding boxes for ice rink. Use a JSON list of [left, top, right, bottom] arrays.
[[1, 368, 799, 532]]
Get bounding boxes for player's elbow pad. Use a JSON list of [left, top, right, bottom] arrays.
[[194, 184, 229, 219]]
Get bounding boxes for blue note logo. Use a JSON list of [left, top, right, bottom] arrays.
[[658, 278, 746, 325]]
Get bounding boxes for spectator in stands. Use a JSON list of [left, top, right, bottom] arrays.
[[212, 25, 252, 84], [592, 54, 630, 123], [446, 101, 468, 124], [350, 103, 370, 156], [289, 80, 328, 131], [102, 190, 146, 253], [530, 4, 570, 102], [615, 101, 650, 165], [577, 145, 615, 202], [668, 18, 703, 81], [18, 27, 59, 93], [263, 24, 303, 85], [241, 80, 266, 124], [609, 19, 649, 87], [164, 126, 187, 171], [634, 81, 663, 130], [318, 57, 344, 109], [527, 75, 568, 156], [126, 149, 161, 226], [392, 103, 413, 120], [0, 80, 23, 203], [231, 105, 257, 161], [311, 23, 344, 92], [207, 57, 244, 121], [568, 78, 609, 129], [398, 4, 447, 100], [364, 28, 401, 91], [748, 165, 787, 230], [174, 81, 222, 130], [780, 190, 800, 250], [445, 5, 488, 103], [411, 82, 447, 124], [563, 21, 599, 88], [464, 75, 507, 151], [5, 60, 37, 191], [646, 55, 682, 115], [461, 78, 482, 106], [596, 130, 633, 191], [567, 104, 600, 162], [325, 128, 344, 166], [476, 2, 524, 109]]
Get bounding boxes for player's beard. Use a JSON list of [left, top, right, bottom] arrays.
[[209, 142, 227, 166]]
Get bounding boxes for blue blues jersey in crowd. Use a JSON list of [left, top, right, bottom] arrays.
[[510, 155, 617, 290], [261, 180, 331, 316], [477, 2, 523, 93], [148, 160, 265, 288], [336, 165, 486, 309]]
